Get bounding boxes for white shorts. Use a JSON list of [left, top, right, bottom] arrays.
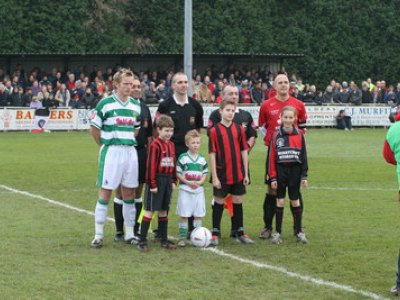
[[176, 188, 206, 218], [97, 145, 138, 190]]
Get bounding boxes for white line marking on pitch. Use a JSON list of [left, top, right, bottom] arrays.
[[0, 184, 389, 300], [206, 248, 388, 300]]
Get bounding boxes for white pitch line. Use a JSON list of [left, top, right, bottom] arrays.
[[206, 248, 388, 300], [0, 184, 389, 300], [0, 184, 114, 222], [308, 186, 396, 192]]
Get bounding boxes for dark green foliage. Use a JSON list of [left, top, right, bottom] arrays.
[[1, 1, 399, 88]]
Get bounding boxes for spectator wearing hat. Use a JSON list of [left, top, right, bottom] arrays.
[[339, 82, 350, 103]]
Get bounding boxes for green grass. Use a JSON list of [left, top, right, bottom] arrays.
[[0, 128, 398, 299]]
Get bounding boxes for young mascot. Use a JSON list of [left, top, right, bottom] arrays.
[[137, 115, 177, 252], [176, 130, 208, 246], [267, 106, 308, 244], [208, 99, 254, 245]]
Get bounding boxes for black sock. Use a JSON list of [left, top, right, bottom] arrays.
[[158, 216, 168, 244], [291, 194, 304, 231], [275, 207, 284, 234], [293, 206, 303, 234], [113, 201, 124, 234], [233, 203, 244, 236], [188, 216, 194, 233], [134, 202, 142, 235], [299, 192, 304, 211], [265, 194, 276, 230], [212, 202, 224, 236], [140, 216, 151, 243], [230, 217, 235, 235]]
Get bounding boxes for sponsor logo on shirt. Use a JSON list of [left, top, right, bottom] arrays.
[[161, 157, 174, 167], [116, 118, 134, 126]]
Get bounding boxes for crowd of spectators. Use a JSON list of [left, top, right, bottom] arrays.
[[0, 63, 398, 109]]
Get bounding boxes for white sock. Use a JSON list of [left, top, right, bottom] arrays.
[[95, 200, 109, 239], [193, 219, 202, 228], [123, 200, 136, 240]]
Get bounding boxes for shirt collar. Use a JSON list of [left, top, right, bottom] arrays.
[[173, 94, 189, 106]]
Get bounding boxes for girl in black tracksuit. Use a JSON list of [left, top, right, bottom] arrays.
[[267, 106, 308, 244]]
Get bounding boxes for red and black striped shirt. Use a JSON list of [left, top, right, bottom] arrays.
[[208, 122, 249, 184], [146, 137, 176, 189]]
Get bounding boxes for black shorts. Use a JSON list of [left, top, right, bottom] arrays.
[[276, 164, 302, 200], [144, 174, 172, 211], [213, 182, 246, 198], [136, 147, 147, 184]]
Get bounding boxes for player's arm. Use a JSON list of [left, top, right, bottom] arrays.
[[298, 103, 307, 133], [267, 133, 278, 184], [209, 129, 221, 188], [90, 126, 102, 146], [241, 149, 249, 185], [258, 104, 268, 140], [300, 133, 309, 181], [383, 140, 397, 165], [240, 126, 250, 184], [209, 152, 220, 188], [193, 99, 204, 132], [146, 143, 159, 190], [207, 110, 219, 136]]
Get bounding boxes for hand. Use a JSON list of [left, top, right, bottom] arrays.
[[271, 181, 277, 189], [243, 176, 250, 186], [172, 183, 177, 190], [302, 179, 308, 188], [150, 188, 158, 194], [188, 181, 199, 189], [213, 177, 221, 189]]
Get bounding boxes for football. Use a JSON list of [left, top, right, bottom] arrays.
[[190, 227, 212, 248]]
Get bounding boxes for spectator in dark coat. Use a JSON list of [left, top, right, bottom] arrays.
[[361, 81, 373, 103], [349, 82, 362, 105]]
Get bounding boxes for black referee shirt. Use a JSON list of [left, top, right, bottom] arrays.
[[156, 95, 204, 148], [135, 99, 153, 149]]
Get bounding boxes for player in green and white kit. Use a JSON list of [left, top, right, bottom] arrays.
[[90, 69, 141, 248], [176, 130, 208, 247]]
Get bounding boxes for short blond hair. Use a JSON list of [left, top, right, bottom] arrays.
[[113, 68, 134, 84], [185, 129, 200, 144]]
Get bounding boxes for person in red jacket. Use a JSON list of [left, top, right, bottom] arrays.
[[267, 106, 308, 244]]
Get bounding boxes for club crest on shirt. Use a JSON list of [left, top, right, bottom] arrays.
[[242, 122, 248, 128], [276, 137, 285, 148], [270, 109, 279, 115], [190, 116, 195, 126]]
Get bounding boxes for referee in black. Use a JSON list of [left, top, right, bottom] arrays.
[[114, 76, 153, 242], [154, 72, 204, 237], [207, 84, 257, 237]]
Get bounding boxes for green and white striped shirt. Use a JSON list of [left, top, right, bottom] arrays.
[[177, 152, 208, 193], [91, 93, 141, 146]]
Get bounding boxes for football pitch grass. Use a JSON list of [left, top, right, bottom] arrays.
[[0, 128, 398, 299]]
